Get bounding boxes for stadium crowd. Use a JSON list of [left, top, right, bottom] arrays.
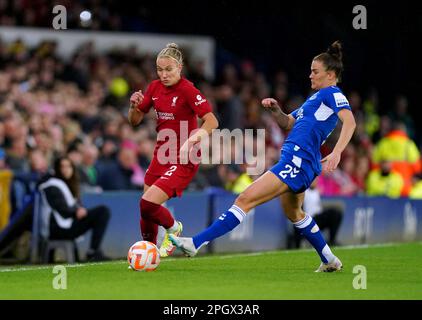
[[0, 34, 421, 223]]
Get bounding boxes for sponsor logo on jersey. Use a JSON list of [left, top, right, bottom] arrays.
[[333, 92, 349, 108], [195, 94, 207, 106], [156, 111, 175, 120]]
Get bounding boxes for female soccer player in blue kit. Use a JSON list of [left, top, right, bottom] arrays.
[[170, 41, 356, 272]]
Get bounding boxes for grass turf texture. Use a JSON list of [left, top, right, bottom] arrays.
[[1, 242, 421, 299]]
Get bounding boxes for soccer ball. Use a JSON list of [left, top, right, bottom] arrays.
[[127, 241, 160, 272]]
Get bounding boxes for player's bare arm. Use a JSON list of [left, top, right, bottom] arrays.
[[128, 90, 145, 126], [261, 98, 295, 130], [321, 108, 356, 172], [180, 112, 218, 162], [191, 112, 219, 143]]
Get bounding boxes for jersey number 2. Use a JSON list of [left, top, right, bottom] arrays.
[[164, 165, 178, 176]]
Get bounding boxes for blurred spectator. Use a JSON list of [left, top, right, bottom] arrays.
[[79, 143, 102, 193], [409, 174, 422, 199], [362, 88, 380, 141], [348, 90, 364, 124], [38, 156, 111, 262], [0, 121, 5, 147], [28, 148, 49, 177], [388, 95, 415, 140], [97, 140, 145, 190], [0, 148, 7, 169], [273, 83, 289, 106], [5, 137, 29, 173], [214, 84, 244, 131], [264, 145, 279, 171], [352, 154, 370, 194], [372, 115, 392, 144], [0, 148, 13, 231], [217, 164, 253, 194], [0, 33, 418, 200], [337, 156, 360, 196], [317, 170, 341, 196], [96, 136, 119, 169], [67, 138, 84, 170], [351, 116, 373, 155], [262, 112, 285, 150], [366, 160, 404, 198], [137, 136, 155, 171], [219, 64, 240, 91], [371, 122, 421, 196]]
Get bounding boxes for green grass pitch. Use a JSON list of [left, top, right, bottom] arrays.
[[1, 242, 421, 300]]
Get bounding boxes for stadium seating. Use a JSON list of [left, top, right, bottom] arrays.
[[30, 192, 79, 264]]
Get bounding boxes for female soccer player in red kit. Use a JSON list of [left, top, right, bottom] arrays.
[[128, 43, 219, 257]]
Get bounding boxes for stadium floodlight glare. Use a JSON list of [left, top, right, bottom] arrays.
[[80, 10, 92, 27]]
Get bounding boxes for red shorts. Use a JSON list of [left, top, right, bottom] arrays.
[[144, 156, 199, 198]]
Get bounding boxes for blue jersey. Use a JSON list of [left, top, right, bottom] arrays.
[[282, 86, 351, 175]]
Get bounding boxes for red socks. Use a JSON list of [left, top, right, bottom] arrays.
[[140, 219, 158, 244], [139, 198, 175, 244]]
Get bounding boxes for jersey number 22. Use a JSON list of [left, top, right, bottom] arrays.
[[279, 164, 299, 179]]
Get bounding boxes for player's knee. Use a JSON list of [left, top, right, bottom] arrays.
[[140, 198, 160, 219], [234, 192, 252, 212], [286, 209, 305, 223]]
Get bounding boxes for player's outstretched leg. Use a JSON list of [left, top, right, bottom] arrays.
[[170, 172, 287, 257], [169, 204, 246, 256]]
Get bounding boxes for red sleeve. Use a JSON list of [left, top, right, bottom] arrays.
[[136, 81, 155, 113], [184, 83, 213, 117]]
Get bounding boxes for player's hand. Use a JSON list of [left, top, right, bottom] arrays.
[[130, 90, 144, 108], [321, 152, 341, 173], [261, 98, 280, 111], [179, 140, 192, 164]]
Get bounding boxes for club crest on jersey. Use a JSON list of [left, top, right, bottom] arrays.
[[309, 92, 318, 100], [296, 107, 304, 120], [171, 96, 178, 107], [195, 94, 207, 106]]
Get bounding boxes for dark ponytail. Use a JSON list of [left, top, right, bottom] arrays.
[[327, 41, 343, 62], [314, 40, 344, 82]]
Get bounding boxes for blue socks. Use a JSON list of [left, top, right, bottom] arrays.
[[294, 214, 334, 263], [191, 207, 334, 265], [193, 205, 246, 249]]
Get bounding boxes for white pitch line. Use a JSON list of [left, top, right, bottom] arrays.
[[0, 260, 126, 273], [0, 242, 412, 273], [337, 243, 396, 250]]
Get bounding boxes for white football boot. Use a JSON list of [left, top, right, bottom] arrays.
[[315, 256, 343, 272], [169, 235, 199, 257]]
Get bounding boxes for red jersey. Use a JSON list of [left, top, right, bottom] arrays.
[[136, 78, 212, 164]]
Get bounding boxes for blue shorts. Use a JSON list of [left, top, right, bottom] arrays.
[[269, 151, 317, 193]]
